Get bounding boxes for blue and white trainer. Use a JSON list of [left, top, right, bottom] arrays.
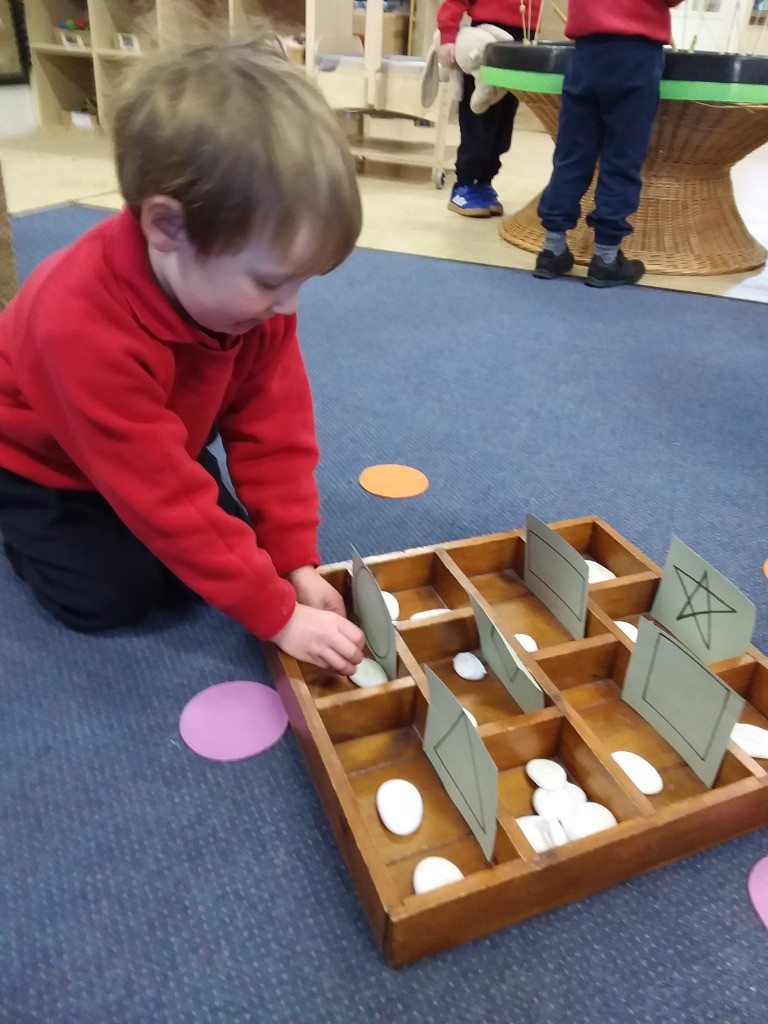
[[476, 184, 503, 216], [447, 184, 493, 218]]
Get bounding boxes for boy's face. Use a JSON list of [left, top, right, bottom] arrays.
[[142, 198, 318, 335]]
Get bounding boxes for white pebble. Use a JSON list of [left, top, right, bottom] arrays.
[[412, 856, 464, 894], [585, 559, 617, 583], [514, 633, 539, 652], [453, 651, 486, 680], [382, 591, 400, 621], [561, 802, 618, 841], [349, 657, 389, 688], [410, 608, 448, 621], [532, 782, 587, 820], [731, 723, 768, 760], [462, 707, 478, 728], [611, 750, 663, 795], [614, 620, 639, 643], [524, 758, 567, 791], [375, 778, 423, 836], [516, 814, 568, 853]]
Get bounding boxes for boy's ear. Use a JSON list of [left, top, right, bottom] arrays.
[[140, 196, 188, 253]]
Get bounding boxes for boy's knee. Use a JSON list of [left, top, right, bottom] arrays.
[[15, 547, 170, 632], [52, 573, 166, 632]]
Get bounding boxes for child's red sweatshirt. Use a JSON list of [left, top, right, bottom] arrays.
[[0, 209, 323, 639]]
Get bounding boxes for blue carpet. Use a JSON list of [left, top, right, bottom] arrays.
[[3, 204, 768, 1024]]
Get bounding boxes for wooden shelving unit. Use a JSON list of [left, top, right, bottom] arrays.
[[24, 0, 231, 131]]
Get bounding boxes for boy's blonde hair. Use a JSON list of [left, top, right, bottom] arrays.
[[113, 37, 362, 269]]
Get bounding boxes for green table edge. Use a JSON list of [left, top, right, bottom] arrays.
[[480, 65, 768, 104]]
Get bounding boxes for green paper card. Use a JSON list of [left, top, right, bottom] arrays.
[[622, 618, 745, 788], [351, 546, 398, 681], [470, 595, 545, 713], [422, 667, 498, 861], [524, 516, 588, 640], [651, 536, 756, 664]]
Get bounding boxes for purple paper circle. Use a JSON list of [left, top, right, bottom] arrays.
[[748, 855, 768, 930], [179, 680, 288, 762]]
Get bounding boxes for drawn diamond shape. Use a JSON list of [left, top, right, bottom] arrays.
[[433, 712, 486, 833]]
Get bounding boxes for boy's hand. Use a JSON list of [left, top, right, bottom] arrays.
[[270, 604, 364, 675], [287, 564, 347, 616], [438, 43, 456, 69]]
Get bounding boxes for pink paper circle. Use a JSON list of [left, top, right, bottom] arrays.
[[748, 855, 768, 930], [179, 681, 288, 762]]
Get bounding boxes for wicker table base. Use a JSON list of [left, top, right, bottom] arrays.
[[501, 93, 768, 276]]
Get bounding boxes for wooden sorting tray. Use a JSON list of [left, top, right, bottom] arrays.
[[265, 516, 768, 966]]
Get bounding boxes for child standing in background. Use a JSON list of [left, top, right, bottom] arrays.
[[437, 0, 541, 217], [0, 39, 366, 676], [534, 0, 685, 287]]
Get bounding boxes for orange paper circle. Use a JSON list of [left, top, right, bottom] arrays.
[[359, 464, 429, 499], [764, 558, 768, 580]]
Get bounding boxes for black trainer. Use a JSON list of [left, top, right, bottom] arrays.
[[533, 247, 574, 279], [586, 249, 645, 288]]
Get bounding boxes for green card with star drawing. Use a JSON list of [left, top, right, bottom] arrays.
[[650, 536, 756, 664]]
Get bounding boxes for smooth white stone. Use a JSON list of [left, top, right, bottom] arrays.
[[585, 558, 617, 583], [462, 707, 478, 728], [349, 657, 389, 688], [453, 651, 486, 680], [561, 802, 618, 841], [611, 750, 664, 795], [615, 620, 639, 643], [382, 591, 400, 621], [514, 633, 539, 653], [516, 815, 555, 853], [524, 758, 567, 791], [412, 856, 464, 894], [375, 778, 423, 836], [532, 782, 587, 820], [410, 608, 448, 621], [731, 723, 768, 760], [544, 816, 569, 847]]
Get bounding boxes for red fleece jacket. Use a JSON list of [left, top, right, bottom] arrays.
[[566, 0, 685, 44], [0, 208, 323, 639], [438, 0, 542, 44]]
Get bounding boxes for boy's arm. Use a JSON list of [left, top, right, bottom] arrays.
[[437, 0, 470, 44], [217, 314, 321, 578], [14, 320, 298, 641]]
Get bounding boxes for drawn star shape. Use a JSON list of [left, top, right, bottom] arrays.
[[674, 565, 736, 650]]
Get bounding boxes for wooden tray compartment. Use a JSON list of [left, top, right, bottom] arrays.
[[542, 515, 659, 580], [717, 654, 768, 766], [487, 712, 650, 853], [398, 614, 555, 727], [588, 574, 660, 642], [536, 637, 761, 808], [365, 548, 471, 623], [322, 684, 523, 900], [441, 532, 609, 650]]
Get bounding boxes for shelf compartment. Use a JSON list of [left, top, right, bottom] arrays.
[[33, 49, 97, 128]]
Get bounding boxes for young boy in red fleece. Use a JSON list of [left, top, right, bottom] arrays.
[[0, 39, 366, 677], [534, 0, 685, 287], [438, 0, 541, 217]]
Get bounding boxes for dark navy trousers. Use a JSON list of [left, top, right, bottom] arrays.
[[538, 34, 665, 246], [455, 23, 524, 186]]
